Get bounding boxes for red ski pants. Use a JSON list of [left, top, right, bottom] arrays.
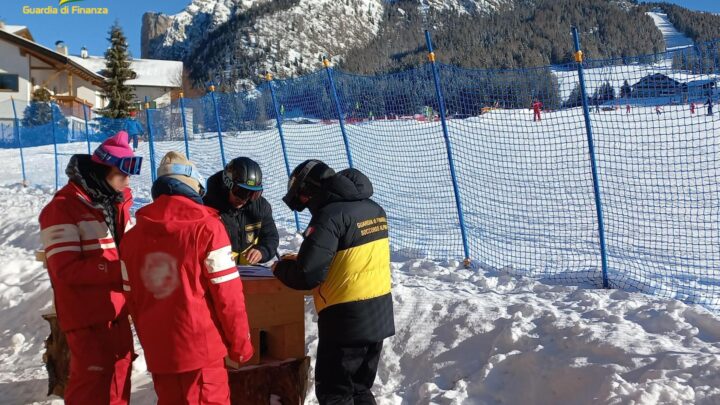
[[152, 358, 230, 405], [64, 317, 134, 405]]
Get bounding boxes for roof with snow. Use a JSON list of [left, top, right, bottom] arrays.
[[3, 25, 26, 34], [69, 55, 183, 88]]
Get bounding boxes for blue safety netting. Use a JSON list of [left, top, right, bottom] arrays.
[[4, 39, 720, 311]]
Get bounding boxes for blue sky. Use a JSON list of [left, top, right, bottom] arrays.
[[2, 0, 720, 59], [640, 1, 720, 14], [1, 0, 189, 57]]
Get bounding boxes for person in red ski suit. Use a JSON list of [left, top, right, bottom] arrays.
[[120, 151, 253, 405], [532, 100, 542, 121], [691, 102, 696, 114], [39, 130, 142, 405]]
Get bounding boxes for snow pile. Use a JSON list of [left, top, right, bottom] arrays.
[[1, 185, 720, 404]]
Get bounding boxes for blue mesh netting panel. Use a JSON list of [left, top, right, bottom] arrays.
[[271, 71, 356, 228], [211, 86, 295, 231], [439, 63, 602, 284], [5, 39, 720, 312], [582, 44, 720, 309], [146, 100, 194, 188], [183, 95, 225, 177], [0, 98, 27, 186], [332, 67, 463, 259]]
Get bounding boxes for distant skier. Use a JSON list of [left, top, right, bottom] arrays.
[[690, 102, 696, 115], [655, 105, 663, 116], [706, 97, 714, 116], [595, 100, 600, 113], [532, 99, 542, 121], [626, 104, 631, 114]]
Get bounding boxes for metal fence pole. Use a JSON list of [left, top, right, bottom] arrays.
[[323, 57, 353, 168], [424, 30, 471, 267], [572, 26, 610, 289], [209, 84, 227, 166], [145, 101, 158, 182], [266, 74, 300, 232], [50, 102, 59, 191], [10, 98, 27, 186], [179, 92, 191, 159], [82, 102, 91, 154]]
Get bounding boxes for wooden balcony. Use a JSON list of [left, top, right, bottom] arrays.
[[53, 96, 93, 120]]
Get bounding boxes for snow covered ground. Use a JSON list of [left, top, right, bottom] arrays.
[[1, 106, 720, 404], [2, 181, 720, 404]]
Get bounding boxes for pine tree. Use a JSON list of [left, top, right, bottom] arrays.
[[564, 83, 584, 108], [21, 88, 69, 144], [620, 80, 632, 98], [99, 23, 135, 119], [22, 88, 68, 129]]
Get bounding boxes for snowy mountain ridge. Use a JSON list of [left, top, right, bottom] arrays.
[[141, 0, 509, 84]]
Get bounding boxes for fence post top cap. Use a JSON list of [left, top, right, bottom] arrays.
[[322, 58, 331, 68], [208, 84, 216, 92], [265, 72, 273, 81]]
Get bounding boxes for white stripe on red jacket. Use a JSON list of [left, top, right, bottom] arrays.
[[39, 181, 133, 332], [120, 194, 253, 373]]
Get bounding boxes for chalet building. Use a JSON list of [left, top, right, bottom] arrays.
[[0, 22, 182, 125]]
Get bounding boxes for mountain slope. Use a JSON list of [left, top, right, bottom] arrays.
[[142, 0, 509, 88], [143, 0, 667, 88]]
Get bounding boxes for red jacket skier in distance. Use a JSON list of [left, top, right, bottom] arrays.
[[120, 192, 253, 373]]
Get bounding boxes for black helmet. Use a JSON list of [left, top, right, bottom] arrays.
[[283, 159, 335, 212], [223, 157, 263, 201]]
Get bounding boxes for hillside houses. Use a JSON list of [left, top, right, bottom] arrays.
[[0, 22, 182, 125]]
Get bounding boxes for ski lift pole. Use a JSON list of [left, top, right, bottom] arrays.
[[179, 92, 191, 159], [10, 98, 27, 186], [82, 102, 91, 154], [323, 57, 353, 168], [209, 83, 227, 166], [424, 29, 471, 268], [572, 26, 609, 289], [266, 73, 300, 232]]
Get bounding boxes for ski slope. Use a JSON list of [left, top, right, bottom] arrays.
[[646, 11, 695, 51], [1, 176, 720, 404]]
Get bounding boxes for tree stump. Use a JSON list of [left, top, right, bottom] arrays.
[[41, 313, 69, 397], [229, 357, 311, 405]]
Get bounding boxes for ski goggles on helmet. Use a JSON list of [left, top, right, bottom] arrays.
[[93, 148, 143, 175], [164, 163, 206, 197], [223, 171, 263, 201], [231, 185, 262, 201]]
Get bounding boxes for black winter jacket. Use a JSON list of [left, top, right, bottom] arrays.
[[203, 171, 279, 263], [274, 168, 395, 345]]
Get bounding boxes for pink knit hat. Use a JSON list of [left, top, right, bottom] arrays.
[[92, 131, 135, 163], [92, 131, 142, 175]]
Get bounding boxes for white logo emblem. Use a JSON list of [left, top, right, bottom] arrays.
[[141, 252, 179, 299]]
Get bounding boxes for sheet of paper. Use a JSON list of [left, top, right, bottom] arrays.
[[237, 265, 274, 278]]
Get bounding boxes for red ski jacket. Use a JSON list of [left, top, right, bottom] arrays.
[[39, 182, 133, 332], [120, 195, 253, 373]]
